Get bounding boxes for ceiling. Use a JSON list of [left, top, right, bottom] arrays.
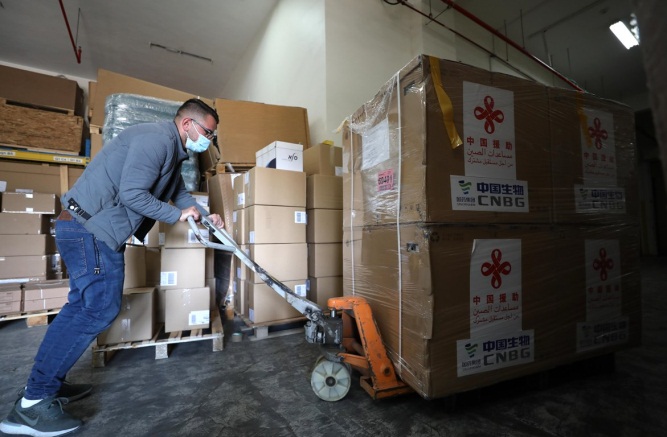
[[0, 0, 647, 106]]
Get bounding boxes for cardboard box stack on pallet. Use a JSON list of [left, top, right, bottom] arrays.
[[342, 54, 641, 400], [0, 192, 65, 316], [304, 142, 344, 307]]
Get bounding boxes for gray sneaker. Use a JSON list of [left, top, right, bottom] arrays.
[[0, 397, 82, 436], [17, 382, 93, 404]]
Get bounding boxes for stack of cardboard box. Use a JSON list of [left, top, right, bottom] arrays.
[[342, 55, 641, 399], [0, 192, 61, 285], [233, 165, 308, 324], [304, 143, 345, 307]]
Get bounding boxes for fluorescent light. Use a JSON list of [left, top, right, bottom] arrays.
[[610, 21, 639, 49]]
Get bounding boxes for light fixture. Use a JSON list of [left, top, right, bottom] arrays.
[[609, 21, 639, 49]]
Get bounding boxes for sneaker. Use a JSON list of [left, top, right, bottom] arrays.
[[0, 397, 82, 436], [17, 382, 92, 404]]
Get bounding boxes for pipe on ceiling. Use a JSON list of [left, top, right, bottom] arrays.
[[59, 0, 82, 64], [436, 0, 583, 91]]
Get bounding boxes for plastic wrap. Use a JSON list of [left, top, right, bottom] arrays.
[[102, 93, 200, 192], [341, 54, 641, 399]]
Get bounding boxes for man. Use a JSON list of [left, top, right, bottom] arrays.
[[0, 98, 224, 436]]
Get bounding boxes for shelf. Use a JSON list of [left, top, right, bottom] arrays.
[[0, 146, 89, 166]]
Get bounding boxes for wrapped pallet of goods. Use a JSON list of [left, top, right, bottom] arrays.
[[341, 54, 641, 399]]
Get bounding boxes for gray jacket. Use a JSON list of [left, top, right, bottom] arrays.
[[62, 121, 207, 252]]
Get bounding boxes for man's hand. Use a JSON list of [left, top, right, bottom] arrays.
[[206, 214, 224, 228], [179, 206, 200, 222]]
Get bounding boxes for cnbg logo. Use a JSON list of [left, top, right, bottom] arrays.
[[458, 180, 472, 195]]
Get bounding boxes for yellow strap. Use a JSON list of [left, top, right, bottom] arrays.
[[429, 56, 463, 149]]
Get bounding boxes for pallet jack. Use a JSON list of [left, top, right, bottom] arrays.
[[188, 216, 413, 401]]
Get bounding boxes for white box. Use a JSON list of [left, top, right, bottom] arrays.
[[255, 141, 304, 172]]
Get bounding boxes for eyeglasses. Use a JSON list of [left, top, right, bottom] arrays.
[[191, 119, 216, 140]]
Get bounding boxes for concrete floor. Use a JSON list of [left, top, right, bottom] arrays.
[[1, 256, 665, 437]]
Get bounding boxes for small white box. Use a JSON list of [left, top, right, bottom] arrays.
[[255, 141, 304, 172]]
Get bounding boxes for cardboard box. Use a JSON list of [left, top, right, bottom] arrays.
[[0, 64, 84, 116], [304, 142, 343, 176], [0, 161, 83, 196], [22, 280, 69, 301], [0, 102, 84, 153], [90, 69, 214, 127], [232, 209, 246, 244], [90, 132, 103, 159], [0, 255, 56, 280], [233, 175, 246, 211], [248, 280, 305, 324], [246, 205, 306, 244], [246, 243, 307, 284], [307, 276, 343, 308], [234, 246, 249, 281], [1, 192, 59, 214], [214, 98, 310, 164], [342, 55, 553, 226], [199, 142, 221, 173], [145, 247, 161, 287], [160, 248, 206, 289], [161, 220, 209, 248], [124, 245, 146, 289], [308, 243, 343, 277], [0, 235, 56, 256], [131, 221, 160, 248], [548, 87, 638, 225], [97, 287, 156, 344], [256, 141, 304, 172], [23, 296, 68, 312], [191, 192, 210, 213], [0, 285, 21, 303], [307, 209, 343, 243], [164, 287, 210, 333], [207, 173, 236, 237], [233, 278, 247, 316], [0, 300, 21, 315], [244, 167, 306, 208], [307, 175, 343, 210], [343, 223, 641, 399], [0, 213, 52, 235]]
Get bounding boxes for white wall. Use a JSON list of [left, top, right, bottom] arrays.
[[221, 0, 326, 144]]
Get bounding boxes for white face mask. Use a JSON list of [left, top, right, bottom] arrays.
[[185, 121, 211, 153]]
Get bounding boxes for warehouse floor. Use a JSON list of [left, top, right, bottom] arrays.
[[0, 256, 665, 437]]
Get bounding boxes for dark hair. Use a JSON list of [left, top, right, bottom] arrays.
[[176, 98, 219, 124]]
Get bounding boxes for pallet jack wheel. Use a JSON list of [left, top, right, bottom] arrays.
[[310, 356, 352, 401]]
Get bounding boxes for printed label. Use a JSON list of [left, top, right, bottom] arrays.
[[294, 284, 307, 297], [377, 169, 394, 191], [187, 229, 209, 244], [361, 117, 391, 170], [457, 330, 534, 376], [469, 239, 522, 335], [580, 108, 617, 185], [576, 317, 628, 352], [295, 211, 307, 224], [160, 271, 177, 286], [463, 82, 516, 179], [189, 310, 210, 326], [249, 231, 255, 244], [574, 186, 625, 213], [451, 175, 528, 212], [237, 193, 245, 207]]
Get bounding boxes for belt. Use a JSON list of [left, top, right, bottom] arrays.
[[57, 210, 73, 221]]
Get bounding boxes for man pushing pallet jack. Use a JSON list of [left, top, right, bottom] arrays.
[[188, 216, 413, 401]]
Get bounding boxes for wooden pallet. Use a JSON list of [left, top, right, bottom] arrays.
[[0, 98, 75, 116], [91, 306, 224, 367], [0, 309, 61, 327], [237, 313, 307, 341], [215, 162, 253, 174]]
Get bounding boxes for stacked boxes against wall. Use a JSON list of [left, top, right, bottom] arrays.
[[304, 142, 345, 307], [341, 54, 640, 399]]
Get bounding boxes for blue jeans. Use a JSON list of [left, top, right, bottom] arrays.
[[24, 217, 125, 400]]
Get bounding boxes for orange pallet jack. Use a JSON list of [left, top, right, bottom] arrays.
[[189, 216, 413, 401]]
